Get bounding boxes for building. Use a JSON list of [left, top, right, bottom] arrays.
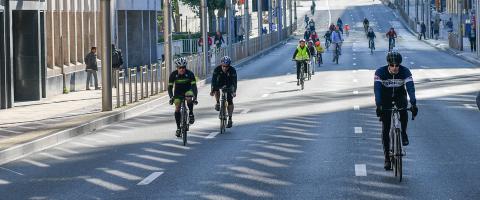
[[0, 0, 161, 110]]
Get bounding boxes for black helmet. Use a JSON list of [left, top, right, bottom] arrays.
[[386, 51, 402, 65]]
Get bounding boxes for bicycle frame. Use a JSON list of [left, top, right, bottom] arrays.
[[219, 87, 229, 134], [179, 98, 190, 146]]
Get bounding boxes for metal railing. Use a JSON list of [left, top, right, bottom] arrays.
[[114, 23, 296, 108]]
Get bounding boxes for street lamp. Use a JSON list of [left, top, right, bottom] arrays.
[[100, 0, 112, 111]]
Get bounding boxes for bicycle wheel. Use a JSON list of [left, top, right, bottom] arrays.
[[300, 65, 305, 90], [219, 99, 226, 134], [181, 103, 188, 146], [395, 128, 403, 182]]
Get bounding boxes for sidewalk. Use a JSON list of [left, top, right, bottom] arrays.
[[381, 0, 480, 66]]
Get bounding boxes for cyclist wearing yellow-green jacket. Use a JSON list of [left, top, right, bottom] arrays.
[[168, 57, 198, 137], [292, 39, 311, 86]]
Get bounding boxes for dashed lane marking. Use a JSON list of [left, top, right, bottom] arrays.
[[354, 105, 360, 110], [353, 90, 359, 95], [355, 164, 367, 176], [464, 104, 475, 109], [205, 132, 220, 139], [354, 127, 363, 134], [353, 79, 358, 83], [261, 94, 270, 98], [138, 172, 164, 185]]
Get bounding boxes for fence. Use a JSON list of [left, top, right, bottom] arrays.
[[113, 23, 296, 109]]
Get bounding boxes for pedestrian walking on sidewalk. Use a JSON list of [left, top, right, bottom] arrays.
[[419, 22, 426, 40], [85, 47, 100, 90], [430, 21, 434, 38], [446, 18, 453, 33], [469, 28, 477, 52], [112, 44, 124, 88], [433, 20, 440, 40]]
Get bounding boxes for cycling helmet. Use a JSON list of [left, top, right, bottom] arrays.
[[308, 40, 313, 44], [299, 39, 306, 43], [315, 41, 320, 46], [386, 51, 402, 65], [174, 57, 188, 67], [221, 56, 232, 65]]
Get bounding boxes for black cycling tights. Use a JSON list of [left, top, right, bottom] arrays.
[[381, 110, 408, 159]]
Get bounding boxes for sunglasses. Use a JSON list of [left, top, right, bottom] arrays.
[[388, 64, 399, 68], [177, 66, 186, 69], [221, 65, 229, 68]]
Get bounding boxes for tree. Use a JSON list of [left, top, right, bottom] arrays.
[[179, 0, 226, 28]]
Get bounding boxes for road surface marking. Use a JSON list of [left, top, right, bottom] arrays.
[[352, 70, 358, 73], [0, 166, 24, 176], [100, 133, 122, 138], [39, 152, 67, 160], [354, 127, 363, 134], [22, 159, 49, 168], [353, 57, 357, 60], [419, 65, 428, 68], [206, 132, 220, 139], [464, 104, 475, 109], [261, 94, 270, 98], [410, 62, 414, 65], [353, 79, 358, 83], [354, 105, 360, 110], [138, 172, 164, 185], [54, 147, 79, 154], [71, 142, 96, 148], [355, 164, 367, 176], [241, 108, 251, 114], [353, 90, 359, 95], [276, 82, 284, 85], [16, 126, 36, 130], [353, 63, 357, 66]]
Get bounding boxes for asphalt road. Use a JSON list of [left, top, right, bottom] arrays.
[[1, 0, 479, 199]]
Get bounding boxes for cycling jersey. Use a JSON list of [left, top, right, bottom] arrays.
[[331, 31, 343, 43], [293, 46, 311, 60], [374, 65, 416, 109], [386, 30, 397, 39], [367, 31, 376, 39], [168, 70, 198, 98], [211, 65, 238, 92]]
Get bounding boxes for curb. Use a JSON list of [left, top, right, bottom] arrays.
[[383, 1, 480, 66], [0, 35, 295, 166]]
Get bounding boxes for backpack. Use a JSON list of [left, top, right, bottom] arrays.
[[112, 50, 124, 68]]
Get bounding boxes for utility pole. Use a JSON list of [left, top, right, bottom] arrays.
[[294, 0, 297, 26], [201, 0, 208, 72], [283, 0, 286, 33], [477, 0, 480, 56], [258, 0, 263, 49], [277, 0, 282, 39], [226, 0, 233, 56], [244, 0, 250, 56], [458, 0, 463, 51], [289, 0, 293, 29], [164, 0, 173, 77], [268, 0, 273, 33], [100, 0, 112, 111]]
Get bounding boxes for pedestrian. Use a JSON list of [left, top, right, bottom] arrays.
[[111, 44, 124, 88], [446, 18, 453, 33], [433, 21, 440, 40], [419, 22, 426, 40], [214, 31, 225, 49], [198, 36, 213, 52], [469, 28, 476, 52], [85, 47, 100, 90], [262, 27, 268, 34], [430, 21, 434, 38], [238, 26, 245, 42]]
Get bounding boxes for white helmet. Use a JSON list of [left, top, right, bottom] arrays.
[[174, 57, 188, 67]]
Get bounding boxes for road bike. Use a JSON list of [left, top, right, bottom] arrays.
[[316, 53, 323, 67], [369, 39, 375, 54], [219, 86, 230, 134], [388, 38, 396, 51], [325, 38, 331, 50], [384, 102, 413, 182], [294, 59, 307, 90], [333, 43, 341, 64], [179, 97, 191, 146]]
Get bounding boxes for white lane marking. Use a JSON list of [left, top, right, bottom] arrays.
[[0, 128, 22, 134], [352, 70, 358, 73], [261, 94, 270, 98], [355, 164, 367, 176], [353, 90, 359, 95], [16, 126, 36, 130], [353, 79, 358, 83], [39, 152, 67, 160], [419, 65, 428, 68], [354, 127, 363, 134], [353, 57, 357, 60], [410, 62, 414, 65], [71, 142, 96, 148], [353, 63, 357, 66], [276, 82, 284, 85], [100, 133, 122, 138], [464, 104, 475, 109], [241, 108, 251, 114], [22, 159, 49, 168], [54, 147, 79, 154], [137, 172, 164, 185], [404, 56, 408, 59], [206, 132, 220, 139], [0, 166, 24, 176], [85, 178, 127, 191], [354, 105, 360, 111]]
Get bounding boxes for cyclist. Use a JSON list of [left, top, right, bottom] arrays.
[[386, 27, 397, 50], [336, 18, 344, 34], [367, 27, 376, 50], [314, 41, 324, 64], [304, 30, 311, 41], [304, 15, 309, 28], [374, 51, 418, 170], [307, 40, 316, 70], [211, 56, 238, 128], [363, 17, 370, 33], [328, 23, 335, 32], [331, 26, 343, 57], [168, 57, 198, 137], [309, 19, 316, 32], [324, 30, 332, 49], [310, 31, 319, 42], [292, 39, 311, 86], [344, 24, 350, 36]]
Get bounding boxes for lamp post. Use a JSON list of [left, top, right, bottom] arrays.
[[100, 0, 112, 111]]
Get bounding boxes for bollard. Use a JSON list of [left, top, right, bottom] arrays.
[[122, 69, 126, 106], [129, 68, 138, 102], [144, 66, 149, 98], [116, 69, 121, 108], [150, 64, 156, 96], [128, 68, 133, 103], [140, 66, 144, 100]]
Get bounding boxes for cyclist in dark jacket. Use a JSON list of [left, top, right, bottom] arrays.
[[374, 51, 418, 170], [211, 56, 237, 128]]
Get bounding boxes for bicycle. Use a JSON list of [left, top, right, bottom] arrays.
[[316, 53, 323, 67], [369, 39, 375, 54], [388, 38, 396, 52], [364, 24, 369, 34], [332, 43, 341, 64], [306, 59, 312, 80], [294, 59, 307, 90], [178, 97, 191, 146], [325, 38, 331, 50], [384, 102, 413, 182], [310, 56, 316, 75], [219, 86, 230, 134]]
